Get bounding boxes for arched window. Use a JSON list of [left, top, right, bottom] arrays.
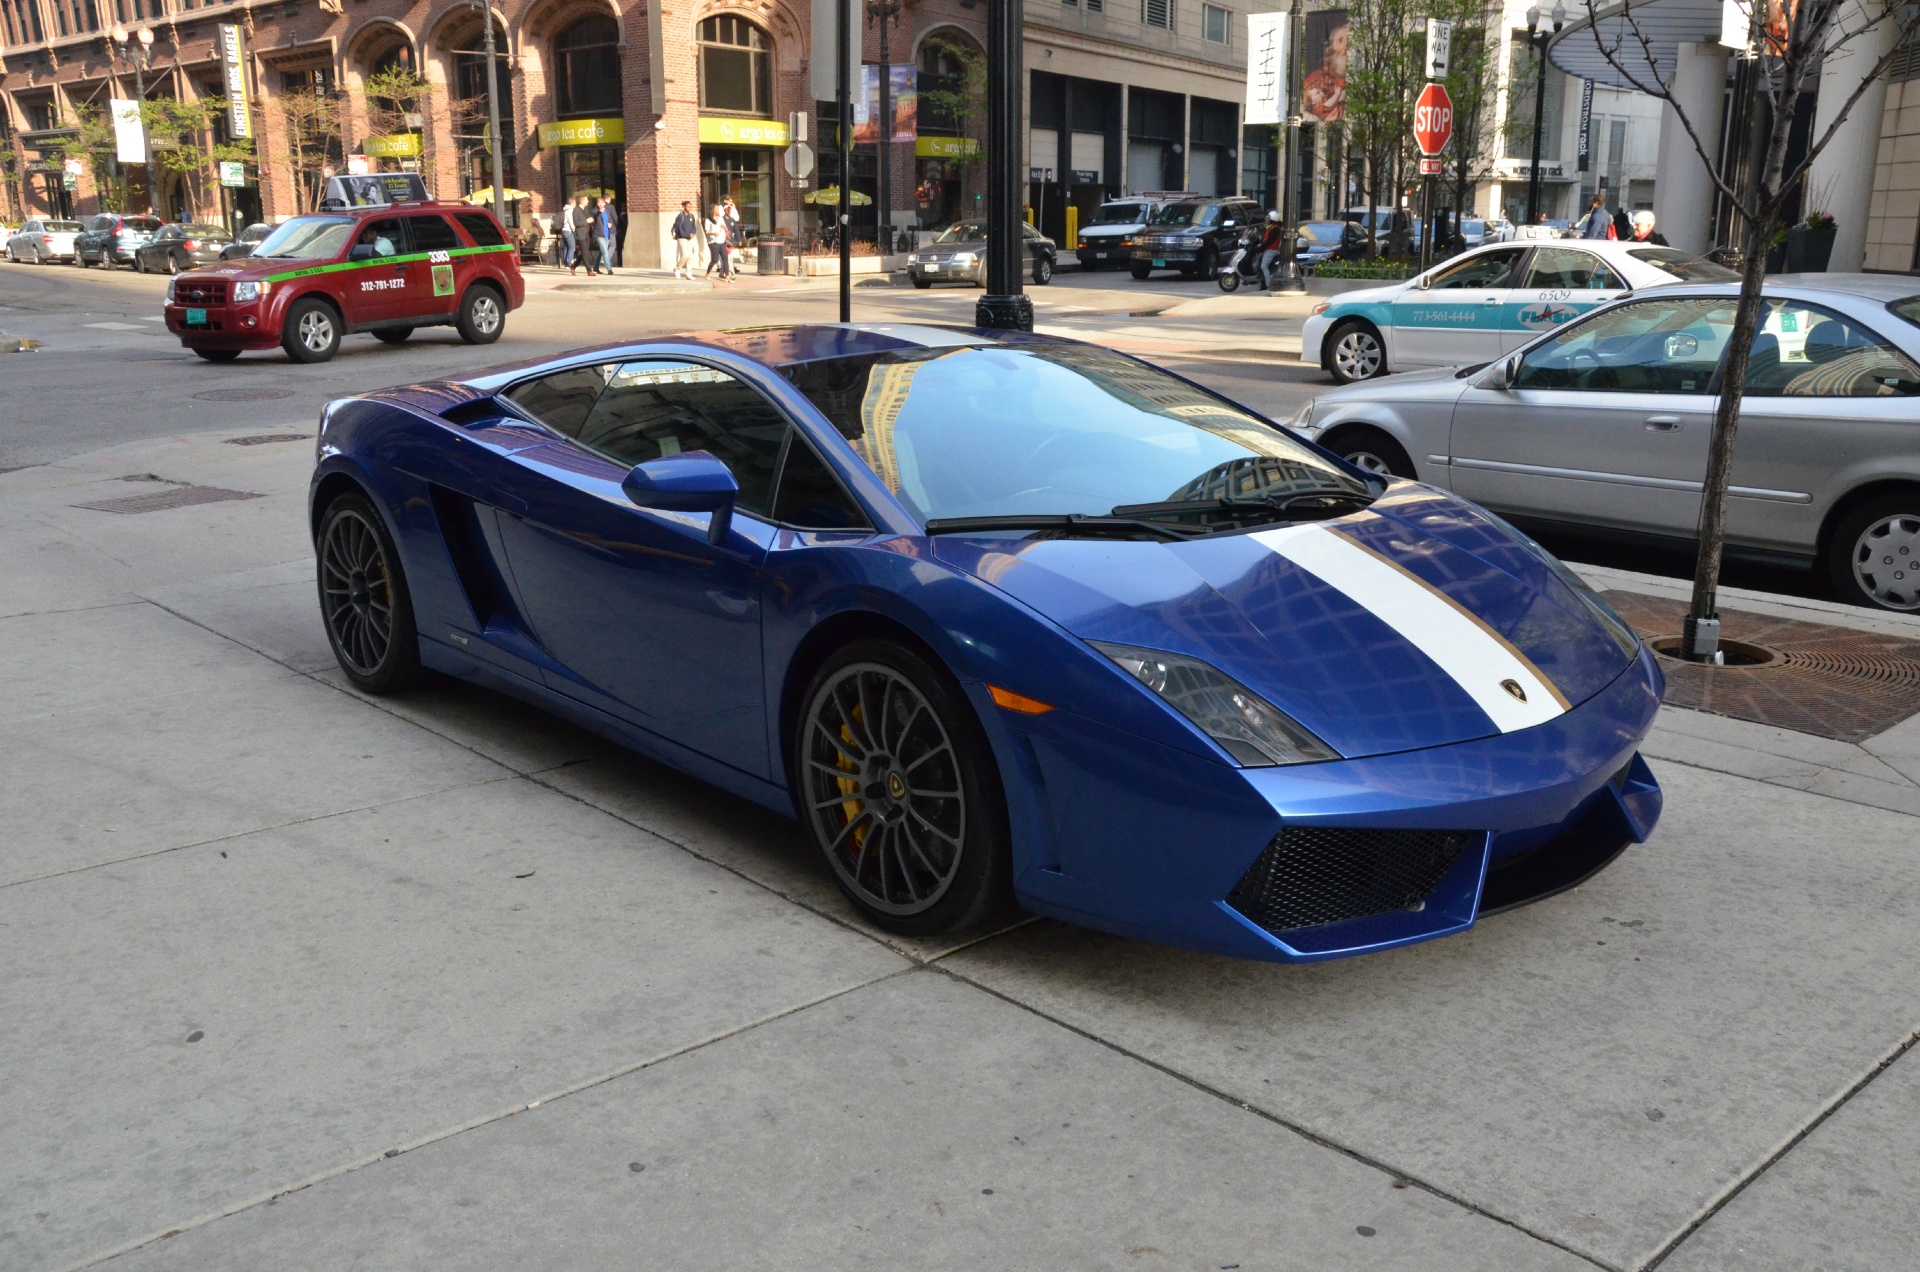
[[553, 15, 620, 118], [697, 16, 771, 117]]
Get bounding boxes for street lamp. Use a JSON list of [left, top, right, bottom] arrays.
[[1267, 0, 1307, 294], [866, 0, 902, 258], [470, 0, 507, 228], [110, 26, 155, 215], [975, 0, 1031, 330], [1523, 3, 1565, 226]]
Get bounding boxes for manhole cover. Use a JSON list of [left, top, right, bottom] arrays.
[[225, 434, 310, 446], [1605, 592, 1920, 743], [192, 388, 295, 402], [73, 485, 264, 515]]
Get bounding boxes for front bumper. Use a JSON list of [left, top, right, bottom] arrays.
[[908, 260, 982, 283], [164, 301, 279, 349], [1076, 241, 1132, 263], [1301, 311, 1330, 366], [1000, 645, 1664, 963], [1131, 243, 1203, 265]]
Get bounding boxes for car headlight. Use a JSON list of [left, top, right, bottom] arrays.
[[951, 252, 977, 265], [231, 280, 266, 303], [1091, 641, 1338, 767], [165, 278, 176, 303]]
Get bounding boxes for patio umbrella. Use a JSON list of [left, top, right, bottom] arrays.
[[463, 187, 532, 204], [803, 187, 873, 206]]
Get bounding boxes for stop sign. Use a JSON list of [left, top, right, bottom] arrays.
[[1413, 83, 1454, 156]]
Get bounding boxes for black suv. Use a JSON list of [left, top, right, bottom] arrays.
[[1130, 197, 1263, 280], [75, 213, 164, 270]]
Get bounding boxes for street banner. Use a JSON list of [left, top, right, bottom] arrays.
[[219, 24, 251, 140], [1244, 13, 1288, 126], [1577, 80, 1593, 171], [1301, 9, 1350, 123], [110, 98, 144, 165], [853, 65, 917, 143]]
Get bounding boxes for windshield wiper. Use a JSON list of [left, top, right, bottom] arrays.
[[1111, 490, 1374, 522], [923, 514, 1209, 542]]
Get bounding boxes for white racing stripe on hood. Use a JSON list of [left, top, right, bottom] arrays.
[[1251, 522, 1569, 733]]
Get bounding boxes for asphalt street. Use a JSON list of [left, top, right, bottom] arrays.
[[5, 262, 1920, 1269]]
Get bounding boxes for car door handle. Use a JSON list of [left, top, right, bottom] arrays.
[[1481, 297, 1501, 305], [1644, 415, 1682, 431]]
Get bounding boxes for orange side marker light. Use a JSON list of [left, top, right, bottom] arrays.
[[988, 685, 1054, 715]]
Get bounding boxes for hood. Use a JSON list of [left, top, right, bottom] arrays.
[[1324, 281, 1406, 306], [1312, 365, 1472, 415], [1078, 224, 1143, 238], [180, 257, 284, 283], [943, 486, 1635, 761], [915, 243, 986, 259]]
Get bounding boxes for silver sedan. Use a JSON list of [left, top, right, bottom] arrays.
[[1291, 275, 1920, 610]]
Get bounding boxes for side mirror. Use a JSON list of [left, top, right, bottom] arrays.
[[1482, 354, 1522, 391], [622, 451, 740, 546], [1416, 272, 1433, 290], [348, 244, 376, 261]]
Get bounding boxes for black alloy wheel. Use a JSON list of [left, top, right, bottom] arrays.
[[317, 492, 421, 694], [456, 286, 505, 345], [1191, 246, 1217, 280], [796, 640, 1013, 937], [373, 327, 414, 345]]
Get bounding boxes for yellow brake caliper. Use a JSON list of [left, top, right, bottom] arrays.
[[837, 704, 867, 850]]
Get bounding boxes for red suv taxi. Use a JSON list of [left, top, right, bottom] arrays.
[[163, 201, 524, 364]]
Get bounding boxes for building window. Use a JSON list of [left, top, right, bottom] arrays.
[[553, 15, 620, 118], [1142, 0, 1172, 29], [698, 16, 772, 117], [1203, 4, 1228, 43]]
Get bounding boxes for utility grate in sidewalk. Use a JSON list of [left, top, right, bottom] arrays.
[[73, 485, 265, 515], [193, 388, 295, 402], [1605, 591, 1920, 743], [224, 433, 310, 446]]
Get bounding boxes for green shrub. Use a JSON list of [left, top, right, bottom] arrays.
[[1309, 260, 1415, 281]]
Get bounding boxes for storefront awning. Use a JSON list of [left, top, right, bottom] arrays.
[[20, 127, 80, 150], [1548, 0, 1727, 90]]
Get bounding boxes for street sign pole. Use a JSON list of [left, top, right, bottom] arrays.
[[1413, 81, 1453, 272], [836, 0, 851, 322]]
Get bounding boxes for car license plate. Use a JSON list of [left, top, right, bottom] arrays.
[[1151, 259, 1166, 267], [925, 264, 939, 273], [185, 308, 207, 326]]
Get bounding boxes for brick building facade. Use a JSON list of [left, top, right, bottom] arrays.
[[0, 0, 987, 267]]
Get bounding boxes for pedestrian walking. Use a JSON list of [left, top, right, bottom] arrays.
[[1578, 194, 1612, 240], [594, 197, 615, 274], [721, 195, 741, 273], [559, 198, 580, 274], [578, 196, 606, 276], [671, 200, 699, 279], [1612, 204, 1632, 241], [1629, 210, 1669, 246], [705, 204, 732, 281]]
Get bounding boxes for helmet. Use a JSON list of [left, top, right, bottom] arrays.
[[1267, 210, 1281, 223]]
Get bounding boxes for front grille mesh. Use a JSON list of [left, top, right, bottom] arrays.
[[178, 281, 228, 306], [1227, 827, 1476, 934]]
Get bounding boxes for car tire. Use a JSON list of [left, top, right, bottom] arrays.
[[456, 285, 505, 345], [1327, 320, 1388, 384], [1325, 425, 1417, 480], [373, 327, 414, 345], [193, 348, 242, 362], [794, 638, 1014, 939], [1827, 493, 1920, 612], [282, 297, 342, 364], [912, 278, 932, 290], [1032, 255, 1053, 285], [1130, 262, 1151, 280], [1192, 247, 1217, 280], [316, 491, 422, 695], [74, 252, 89, 268], [167, 253, 181, 275], [135, 254, 148, 273]]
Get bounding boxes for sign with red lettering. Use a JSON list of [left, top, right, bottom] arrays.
[[1413, 83, 1454, 156]]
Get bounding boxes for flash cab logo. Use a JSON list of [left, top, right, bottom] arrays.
[[1518, 303, 1578, 330]]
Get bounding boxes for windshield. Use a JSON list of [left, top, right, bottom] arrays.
[[1091, 203, 1146, 225], [784, 344, 1365, 526], [252, 216, 356, 261], [932, 222, 987, 245], [1150, 203, 1214, 227], [1626, 247, 1740, 282]]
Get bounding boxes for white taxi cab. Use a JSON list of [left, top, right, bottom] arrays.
[[1301, 241, 1737, 383]]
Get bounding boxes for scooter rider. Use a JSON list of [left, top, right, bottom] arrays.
[[1256, 210, 1287, 289]]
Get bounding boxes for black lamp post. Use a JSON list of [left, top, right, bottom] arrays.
[[975, 0, 1030, 330], [111, 26, 155, 215], [867, 0, 902, 258], [473, 1, 507, 228], [1523, 3, 1565, 225], [1267, 0, 1307, 293]]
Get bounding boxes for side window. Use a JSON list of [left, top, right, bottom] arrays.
[[1524, 247, 1610, 290], [355, 218, 403, 258], [772, 437, 871, 530], [573, 361, 789, 516], [1515, 297, 1736, 393], [1430, 247, 1523, 289], [453, 211, 506, 246], [407, 214, 461, 253], [1744, 301, 1920, 397], [503, 364, 614, 437]]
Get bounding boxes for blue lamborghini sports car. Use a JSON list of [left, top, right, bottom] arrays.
[[310, 324, 1664, 962]]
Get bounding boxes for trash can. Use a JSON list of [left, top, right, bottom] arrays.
[[757, 240, 785, 275]]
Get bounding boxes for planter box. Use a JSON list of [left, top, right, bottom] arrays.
[[1785, 224, 1836, 273], [1308, 274, 1406, 296], [788, 255, 887, 277]]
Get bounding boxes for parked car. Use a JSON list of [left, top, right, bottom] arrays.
[[906, 220, 1056, 288], [309, 322, 1662, 960], [5, 218, 84, 264], [1295, 219, 1373, 269], [1345, 207, 1421, 256], [1301, 240, 1738, 384], [74, 213, 163, 269], [135, 223, 235, 274], [220, 222, 274, 261], [1073, 193, 1192, 270], [1130, 196, 1264, 279], [163, 201, 523, 363], [1292, 275, 1920, 610]]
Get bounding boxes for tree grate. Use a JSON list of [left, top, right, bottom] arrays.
[[73, 486, 265, 515]]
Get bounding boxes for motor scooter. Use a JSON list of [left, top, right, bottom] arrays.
[[1217, 227, 1269, 292]]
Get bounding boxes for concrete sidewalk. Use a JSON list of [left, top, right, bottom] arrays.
[[4, 428, 1919, 1271]]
